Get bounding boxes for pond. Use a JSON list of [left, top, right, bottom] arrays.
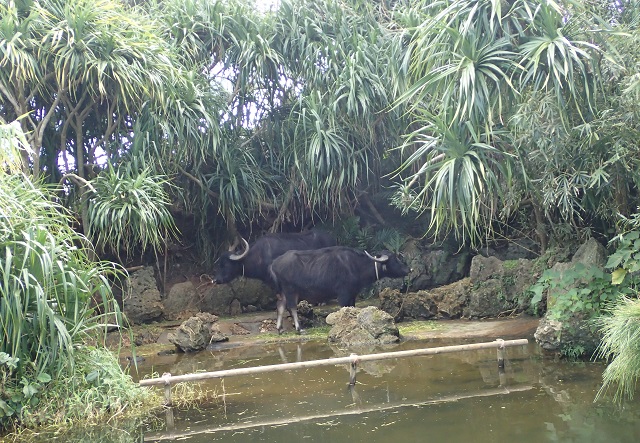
[[131, 337, 640, 443]]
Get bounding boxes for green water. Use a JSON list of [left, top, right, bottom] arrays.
[[15, 337, 640, 442], [136, 339, 640, 443]]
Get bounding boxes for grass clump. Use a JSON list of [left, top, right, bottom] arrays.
[[596, 297, 640, 402]]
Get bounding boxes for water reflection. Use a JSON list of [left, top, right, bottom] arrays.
[[138, 339, 640, 443], [12, 338, 640, 443]]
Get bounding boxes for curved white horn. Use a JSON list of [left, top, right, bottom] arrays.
[[229, 238, 250, 261], [365, 250, 389, 263]]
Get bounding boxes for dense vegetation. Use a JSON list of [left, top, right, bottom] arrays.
[[2, 0, 640, 431]]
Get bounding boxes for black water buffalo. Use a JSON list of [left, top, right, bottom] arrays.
[[269, 246, 410, 333], [213, 230, 336, 284]]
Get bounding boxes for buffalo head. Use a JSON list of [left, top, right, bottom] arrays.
[[213, 238, 250, 284], [365, 250, 410, 279]]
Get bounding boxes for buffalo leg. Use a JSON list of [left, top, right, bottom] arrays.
[[276, 295, 286, 334], [290, 307, 302, 333]]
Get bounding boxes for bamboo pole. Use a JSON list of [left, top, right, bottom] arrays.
[[139, 338, 528, 387], [496, 338, 505, 369], [144, 384, 533, 441]]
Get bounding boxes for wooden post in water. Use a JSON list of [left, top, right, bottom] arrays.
[[349, 354, 358, 386], [163, 372, 173, 407], [496, 339, 505, 369]]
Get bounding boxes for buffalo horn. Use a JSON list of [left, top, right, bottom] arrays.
[[365, 250, 389, 262], [229, 237, 250, 261]]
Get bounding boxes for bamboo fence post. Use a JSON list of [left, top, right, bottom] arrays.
[[163, 372, 173, 407], [349, 354, 359, 386], [496, 339, 505, 369]]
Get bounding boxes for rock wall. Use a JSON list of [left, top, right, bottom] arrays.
[[380, 255, 537, 321], [533, 238, 607, 356]]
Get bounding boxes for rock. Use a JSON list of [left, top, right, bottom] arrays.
[[123, 267, 163, 325], [534, 315, 601, 357], [403, 291, 440, 320], [229, 299, 242, 316], [379, 288, 405, 321], [296, 300, 315, 329], [534, 238, 607, 356], [430, 279, 471, 318], [469, 255, 503, 283], [465, 256, 537, 318], [380, 253, 539, 321], [476, 239, 539, 261], [572, 238, 607, 267], [403, 240, 472, 291], [229, 323, 251, 335], [198, 278, 275, 315], [163, 281, 199, 320], [133, 329, 160, 346], [168, 312, 228, 352], [379, 279, 471, 321], [327, 306, 400, 348], [259, 319, 278, 333]]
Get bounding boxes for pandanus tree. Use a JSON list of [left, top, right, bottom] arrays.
[[390, 0, 639, 249], [0, 0, 222, 259]]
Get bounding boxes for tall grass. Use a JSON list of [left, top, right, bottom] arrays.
[[596, 297, 640, 402], [0, 174, 121, 379], [0, 123, 144, 432]]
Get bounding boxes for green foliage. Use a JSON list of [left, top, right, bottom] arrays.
[[391, 0, 640, 246], [4, 0, 640, 265], [595, 213, 640, 402], [529, 263, 626, 321], [0, 123, 148, 432], [596, 297, 640, 402], [606, 223, 640, 286], [562, 343, 587, 360], [87, 165, 179, 259], [330, 216, 408, 253]]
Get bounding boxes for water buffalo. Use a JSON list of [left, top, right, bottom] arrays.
[[269, 246, 410, 333], [213, 230, 336, 285]]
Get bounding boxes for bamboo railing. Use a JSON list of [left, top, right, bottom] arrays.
[[139, 338, 529, 405]]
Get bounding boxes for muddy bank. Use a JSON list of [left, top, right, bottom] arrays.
[[116, 307, 540, 361]]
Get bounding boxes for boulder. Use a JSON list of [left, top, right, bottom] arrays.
[[534, 315, 602, 357], [380, 253, 539, 321], [168, 312, 228, 352], [296, 300, 315, 329], [401, 239, 472, 291], [534, 238, 607, 356], [123, 267, 163, 325], [379, 279, 471, 321], [327, 306, 400, 348], [198, 278, 275, 315], [465, 256, 538, 318], [163, 281, 199, 320]]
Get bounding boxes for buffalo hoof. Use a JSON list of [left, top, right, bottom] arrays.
[[296, 328, 306, 335], [277, 328, 284, 335]]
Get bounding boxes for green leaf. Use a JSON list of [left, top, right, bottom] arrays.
[[0, 400, 15, 417], [86, 370, 100, 384], [611, 268, 627, 285], [22, 383, 39, 399], [36, 372, 51, 383]]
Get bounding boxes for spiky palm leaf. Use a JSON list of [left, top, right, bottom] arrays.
[[87, 166, 179, 259]]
